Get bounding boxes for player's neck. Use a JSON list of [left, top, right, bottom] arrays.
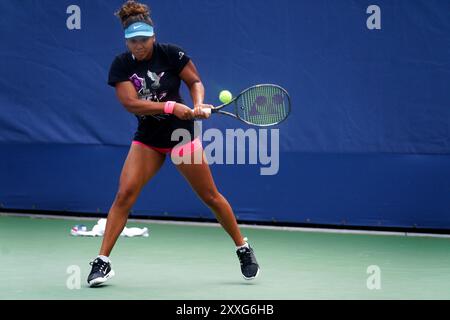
[[143, 50, 153, 61]]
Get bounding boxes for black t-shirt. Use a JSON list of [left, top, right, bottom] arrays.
[[108, 43, 196, 148]]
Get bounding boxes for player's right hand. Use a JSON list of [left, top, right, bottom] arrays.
[[173, 103, 195, 120]]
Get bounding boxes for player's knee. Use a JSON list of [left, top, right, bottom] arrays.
[[202, 191, 222, 208], [115, 186, 139, 208]]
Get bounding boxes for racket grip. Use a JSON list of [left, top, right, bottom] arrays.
[[193, 108, 212, 120], [195, 108, 212, 119], [203, 108, 212, 117]]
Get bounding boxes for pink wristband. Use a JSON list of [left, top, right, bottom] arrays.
[[164, 101, 176, 114]]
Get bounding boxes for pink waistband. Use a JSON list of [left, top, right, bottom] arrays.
[[132, 137, 202, 157]]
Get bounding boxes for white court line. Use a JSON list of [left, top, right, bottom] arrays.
[[1, 211, 450, 239]]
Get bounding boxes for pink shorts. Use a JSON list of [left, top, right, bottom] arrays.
[[132, 137, 202, 157]]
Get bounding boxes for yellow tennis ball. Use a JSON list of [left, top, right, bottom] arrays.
[[219, 90, 233, 104]]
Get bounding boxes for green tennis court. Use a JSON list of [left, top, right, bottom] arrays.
[[1, 214, 449, 300]]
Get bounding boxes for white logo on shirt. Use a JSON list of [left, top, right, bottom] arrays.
[[147, 71, 165, 89]]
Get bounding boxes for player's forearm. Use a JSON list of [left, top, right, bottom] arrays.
[[189, 81, 205, 106], [122, 98, 165, 116]]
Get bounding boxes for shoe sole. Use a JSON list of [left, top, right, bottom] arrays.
[[88, 270, 115, 287], [243, 268, 260, 281]]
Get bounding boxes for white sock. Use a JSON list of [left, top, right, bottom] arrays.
[[97, 255, 111, 263], [236, 242, 249, 250]]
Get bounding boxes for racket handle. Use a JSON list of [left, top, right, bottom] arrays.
[[193, 108, 212, 120]]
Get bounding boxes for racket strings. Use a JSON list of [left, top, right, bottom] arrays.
[[237, 86, 290, 126]]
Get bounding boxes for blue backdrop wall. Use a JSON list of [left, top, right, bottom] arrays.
[[1, 0, 449, 229]]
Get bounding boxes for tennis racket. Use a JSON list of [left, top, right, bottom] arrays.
[[202, 84, 291, 127]]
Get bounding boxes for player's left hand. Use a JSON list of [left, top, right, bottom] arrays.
[[193, 103, 213, 119]]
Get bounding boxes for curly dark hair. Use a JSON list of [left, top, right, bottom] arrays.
[[115, 0, 153, 28]]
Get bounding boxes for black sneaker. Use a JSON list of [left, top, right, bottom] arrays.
[[87, 258, 115, 287], [236, 245, 260, 280]]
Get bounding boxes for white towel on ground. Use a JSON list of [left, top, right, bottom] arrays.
[[70, 219, 149, 238]]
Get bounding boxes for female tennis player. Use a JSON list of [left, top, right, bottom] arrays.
[[87, 0, 259, 287]]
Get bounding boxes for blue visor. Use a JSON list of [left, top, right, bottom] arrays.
[[125, 22, 154, 39]]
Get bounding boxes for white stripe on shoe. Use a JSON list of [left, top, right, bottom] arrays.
[[243, 268, 260, 281], [88, 270, 115, 287]]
